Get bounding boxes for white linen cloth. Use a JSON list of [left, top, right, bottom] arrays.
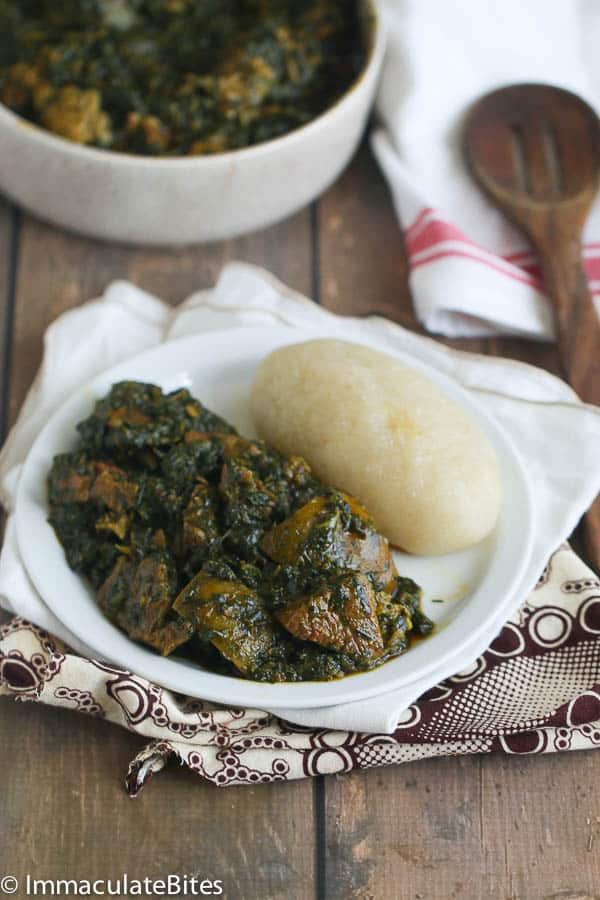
[[372, 0, 600, 339], [1, 262, 599, 732]]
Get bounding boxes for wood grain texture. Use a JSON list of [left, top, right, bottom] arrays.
[[1, 143, 599, 900], [318, 147, 600, 900], [0, 198, 16, 618], [322, 753, 600, 900], [479, 751, 600, 900], [0, 701, 313, 895], [317, 145, 418, 329], [324, 757, 486, 900], [8, 211, 312, 426], [0, 199, 15, 436], [0, 206, 316, 899]]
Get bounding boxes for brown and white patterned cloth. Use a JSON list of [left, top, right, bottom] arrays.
[[1, 266, 600, 791], [2, 544, 599, 794]]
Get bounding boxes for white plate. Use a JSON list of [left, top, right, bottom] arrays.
[[16, 326, 534, 708]]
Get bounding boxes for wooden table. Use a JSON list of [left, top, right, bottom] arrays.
[[1, 145, 599, 900]]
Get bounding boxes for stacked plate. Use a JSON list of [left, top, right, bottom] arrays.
[[15, 326, 535, 710]]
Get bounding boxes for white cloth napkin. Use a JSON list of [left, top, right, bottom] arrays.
[[1, 262, 600, 732], [373, 0, 600, 339]]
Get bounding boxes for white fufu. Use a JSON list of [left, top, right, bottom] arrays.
[[251, 340, 502, 555]]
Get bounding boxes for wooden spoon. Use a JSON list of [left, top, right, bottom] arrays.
[[464, 83, 600, 572]]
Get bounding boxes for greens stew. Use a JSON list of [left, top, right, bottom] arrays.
[[47, 382, 431, 683], [0, 0, 368, 156]]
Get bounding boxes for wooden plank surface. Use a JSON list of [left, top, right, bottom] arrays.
[[0, 207, 317, 899], [7, 210, 313, 425], [0, 197, 16, 611], [323, 752, 600, 900], [318, 149, 600, 900], [1, 145, 600, 900], [0, 199, 15, 436]]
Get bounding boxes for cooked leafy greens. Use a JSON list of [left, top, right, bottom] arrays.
[[47, 381, 431, 682], [0, 0, 368, 156]]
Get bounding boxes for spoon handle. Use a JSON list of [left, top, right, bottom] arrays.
[[536, 231, 600, 570], [538, 234, 600, 404]]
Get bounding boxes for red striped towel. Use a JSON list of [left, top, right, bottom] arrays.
[[373, 0, 600, 339]]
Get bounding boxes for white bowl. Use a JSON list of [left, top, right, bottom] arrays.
[[0, 2, 385, 246]]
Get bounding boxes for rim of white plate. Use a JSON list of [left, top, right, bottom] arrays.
[[15, 325, 535, 708]]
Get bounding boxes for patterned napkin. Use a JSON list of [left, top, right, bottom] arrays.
[[2, 544, 599, 794], [1, 263, 600, 791]]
